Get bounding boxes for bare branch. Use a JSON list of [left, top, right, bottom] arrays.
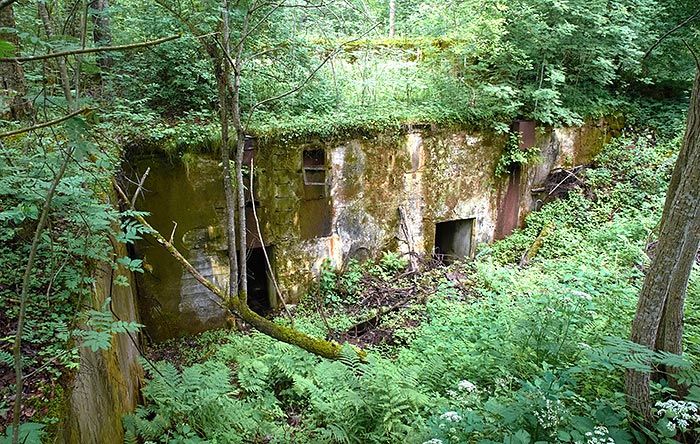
[[169, 221, 178, 245], [0, 108, 93, 138], [12, 146, 74, 444], [131, 167, 151, 210], [244, 46, 283, 64], [230, 3, 283, 69], [113, 181, 359, 360], [113, 181, 229, 309], [244, 22, 380, 128], [683, 39, 700, 72], [249, 159, 294, 327], [0, 34, 181, 63], [643, 10, 700, 61]]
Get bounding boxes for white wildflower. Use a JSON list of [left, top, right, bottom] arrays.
[[655, 399, 700, 432], [533, 398, 566, 432], [575, 425, 615, 444], [572, 290, 593, 301], [440, 411, 462, 422], [593, 426, 609, 435], [458, 380, 476, 392], [422, 439, 443, 444]]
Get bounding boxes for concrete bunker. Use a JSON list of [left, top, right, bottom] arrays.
[[127, 120, 618, 341], [434, 218, 475, 264]]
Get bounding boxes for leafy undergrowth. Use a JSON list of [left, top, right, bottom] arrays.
[[128, 132, 700, 444], [0, 135, 144, 442]]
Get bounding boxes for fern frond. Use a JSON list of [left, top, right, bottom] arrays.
[[338, 344, 365, 377]]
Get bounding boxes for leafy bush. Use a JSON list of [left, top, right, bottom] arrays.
[[0, 125, 144, 434]]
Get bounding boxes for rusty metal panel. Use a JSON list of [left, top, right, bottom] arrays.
[[494, 165, 522, 240], [299, 197, 332, 239], [512, 120, 536, 150]]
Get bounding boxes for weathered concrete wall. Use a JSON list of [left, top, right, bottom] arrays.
[[131, 154, 230, 339], [130, 121, 618, 340], [519, 118, 622, 223], [55, 242, 143, 444]]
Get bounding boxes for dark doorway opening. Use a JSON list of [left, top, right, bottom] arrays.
[[434, 219, 475, 264], [246, 246, 274, 315]]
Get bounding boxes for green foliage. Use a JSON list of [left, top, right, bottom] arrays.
[[8, 0, 694, 151], [490, 133, 678, 265], [495, 132, 541, 177], [127, 333, 432, 444], [379, 251, 408, 274], [0, 422, 45, 444], [0, 122, 145, 434], [73, 298, 143, 352], [317, 253, 409, 313]]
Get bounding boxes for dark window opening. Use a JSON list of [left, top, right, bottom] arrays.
[[303, 149, 327, 187], [434, 219, 475, 264], [246, 246, 275, 315]]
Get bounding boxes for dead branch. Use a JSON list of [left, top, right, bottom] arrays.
[[131, 167, 151, 209], [519, 222, 555, 268], [169, 221, 177, 245], [114, 181, 229, 309], [643, 10, 700, 61], [247, 22, 379, 117], [249, 158, 295, 327], [0, 34, 181, 63], [548, 166, 584, 196], [113, 181, 360, 360], [0, 108, 93, 138]]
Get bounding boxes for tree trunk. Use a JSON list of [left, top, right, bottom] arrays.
[[231, 6, 252, 302], [218, 1, 239, 301], [625, 68, 700, 418], [115, 183, 358, 360], [388, 0, 396, 38], [150, 0, 364, 361], [0, 4, 30, 120], [89, 0, 112, 70], [38, 1, 74, 110]]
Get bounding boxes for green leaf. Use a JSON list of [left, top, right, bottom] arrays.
[[504, 429, 531, 444], [63, 117, 95, 160], [0, 422, 46, 444], [0, 40, 16, 58]]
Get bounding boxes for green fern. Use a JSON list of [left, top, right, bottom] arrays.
[[0, 350, 12, 367], [418, 355, 448, 392], [338, 344, 365, 377]]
